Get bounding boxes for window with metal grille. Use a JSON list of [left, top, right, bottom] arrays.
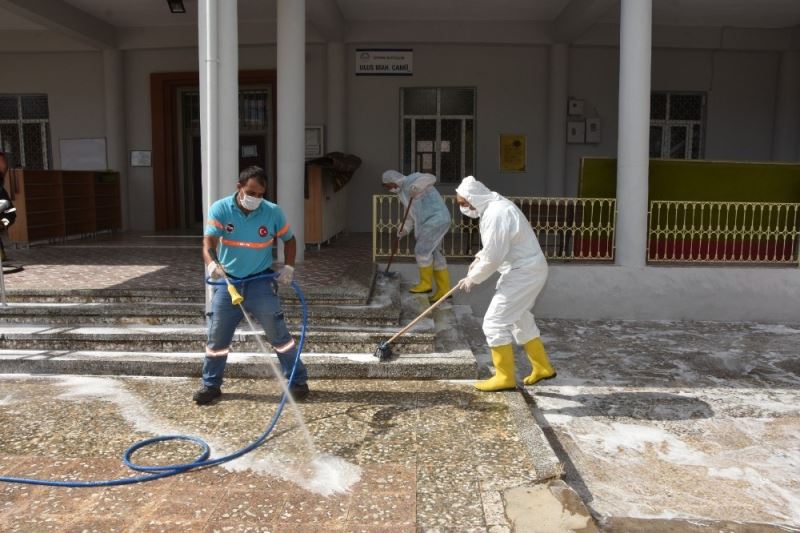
[[400, 87, 476, 183], [0, 94, 52, 169], [650, 92, 705, 160]]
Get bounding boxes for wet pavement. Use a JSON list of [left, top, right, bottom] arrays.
[[0, 376, 540, 532], [1, 232, 375, 302], [529, 319, 800, 530]]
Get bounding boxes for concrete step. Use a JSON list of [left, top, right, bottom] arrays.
[[0, 348, 477, 380], [0, 323, 435, 355], [0, 302, 400, 327]]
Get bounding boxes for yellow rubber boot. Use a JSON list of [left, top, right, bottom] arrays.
[[523, 337, 557, 386], [475, 344, 517, 392], [409, 265, 434, 294], [428, 269, 451, 303]]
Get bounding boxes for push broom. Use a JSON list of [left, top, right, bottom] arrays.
[[374, 282, 462, 362]]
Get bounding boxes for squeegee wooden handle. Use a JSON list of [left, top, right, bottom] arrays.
[[385, 284, 461, 346], [384, 197, 414, 274]]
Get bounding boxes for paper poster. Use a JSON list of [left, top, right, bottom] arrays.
[[499, 134, 526, 172], [416, 140, 433, 153], [440, 141, 451, 153], [422, 153, 433, 172]]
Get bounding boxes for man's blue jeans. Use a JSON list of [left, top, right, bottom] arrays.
[[202, 276, 308, 388]]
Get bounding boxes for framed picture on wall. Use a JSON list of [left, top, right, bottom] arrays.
[[130, 150, 152, 167], [498, 134, 526, 173], [305, 126, 325, 159]]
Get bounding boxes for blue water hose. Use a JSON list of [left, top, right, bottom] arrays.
[[0, 273, 308, 487]]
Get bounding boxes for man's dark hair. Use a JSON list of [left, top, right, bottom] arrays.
[[239, 166, 268, 187]]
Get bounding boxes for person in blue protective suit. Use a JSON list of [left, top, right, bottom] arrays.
[[382, 170, 452, 303], [195, 166, 308, 405]]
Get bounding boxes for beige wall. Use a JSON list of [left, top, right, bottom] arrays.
[[0, 41, 786, 233], [346, 43, 549, 232], [0, 51, 105, 169], [564, 47, 781, 196]]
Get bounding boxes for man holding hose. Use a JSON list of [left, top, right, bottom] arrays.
[[196, 166, 309, 405]]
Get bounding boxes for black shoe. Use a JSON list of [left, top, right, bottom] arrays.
[[193, 385, 222, 405], [289, 382, 310, 401]]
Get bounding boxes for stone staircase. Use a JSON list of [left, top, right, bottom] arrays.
[[0, 273, 476, 379]]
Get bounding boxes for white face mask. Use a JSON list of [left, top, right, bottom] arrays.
[[460, 204, 479, 219], [239, 191, 262, 211]]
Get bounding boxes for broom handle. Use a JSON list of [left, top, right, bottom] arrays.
[[385, 283, 461, 345], [384, 197, 414, 274]]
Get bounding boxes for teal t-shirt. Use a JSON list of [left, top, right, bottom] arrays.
[[205, 193, 294, 278]]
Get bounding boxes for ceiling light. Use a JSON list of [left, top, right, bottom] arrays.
[[167, 0, 186, 14]]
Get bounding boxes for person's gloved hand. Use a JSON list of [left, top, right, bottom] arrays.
[[277, 265, 295, 287], [206, 261, 223, 279], [409, 184, 425, 199], [397, 227, 410, 239], [458, 277, 476, 293]]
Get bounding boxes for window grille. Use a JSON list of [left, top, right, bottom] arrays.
[[400, 87, 476, 183], [0, 94, 51, 169], [650, 92, 705, 160]]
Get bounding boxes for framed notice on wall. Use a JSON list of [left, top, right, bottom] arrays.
[[305, 126, 324, 159], [499, 134, 526, 173]]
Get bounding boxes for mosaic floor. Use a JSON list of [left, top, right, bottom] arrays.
[[1, 232, 375, 299], [0, 377, 538, 532]]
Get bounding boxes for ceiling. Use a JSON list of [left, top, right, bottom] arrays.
[[0, 7, 45, 30], [608, 0, 800, 29], [63, 0, 276, 27], [1, 0, 798, 32], [337, 0, 568, 21]]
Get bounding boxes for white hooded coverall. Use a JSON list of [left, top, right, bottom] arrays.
[[456, 176, 548, 347]]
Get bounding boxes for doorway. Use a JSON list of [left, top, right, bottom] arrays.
[[150, 71, 277, 231], [179, 88, 273, 228]]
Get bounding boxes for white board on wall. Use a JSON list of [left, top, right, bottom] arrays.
[[59, 138, 108, 170]]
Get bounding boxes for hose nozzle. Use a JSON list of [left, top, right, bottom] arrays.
[[209, 247, 244, 306], [227, 283, 244, 305]]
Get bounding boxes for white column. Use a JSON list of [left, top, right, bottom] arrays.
[[219, 0, 240, 192], [615, 0, 652, 268], [198, 0, 220, 223], [772, 50, 800, 162], [326, 41, 347, 153], [546, 43, 568, 196], [277, 0, 306, 262], [102, 49, 129, 229]]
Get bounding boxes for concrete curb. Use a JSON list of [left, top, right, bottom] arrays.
[[504, 389, 563, 482]]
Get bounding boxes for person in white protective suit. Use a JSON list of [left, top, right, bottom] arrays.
[[455, 176, 557, 392], [382, 170, 452, 302]]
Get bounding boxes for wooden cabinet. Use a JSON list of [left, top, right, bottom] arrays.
[[3, 170, 121, 244], [304, 164, 347, 246]]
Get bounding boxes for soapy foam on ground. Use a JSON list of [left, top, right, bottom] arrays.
[[540, 385, 800, 524], [53, 376, 361, 496]]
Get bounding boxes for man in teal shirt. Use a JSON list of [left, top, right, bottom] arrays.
[[195, 166, 309, 405]]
